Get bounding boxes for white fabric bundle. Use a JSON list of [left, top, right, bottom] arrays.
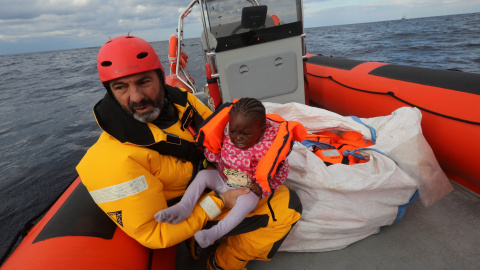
[[263, 103, 453, 252]]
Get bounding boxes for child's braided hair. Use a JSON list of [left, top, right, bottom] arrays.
[[230, 98, 266, 125]]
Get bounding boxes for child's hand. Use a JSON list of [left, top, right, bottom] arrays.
[[250, 183, 262, 197]]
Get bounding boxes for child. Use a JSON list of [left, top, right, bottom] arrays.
[[154, 98, 290, 248]]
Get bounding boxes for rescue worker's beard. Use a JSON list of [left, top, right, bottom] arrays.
[[124, 94, 165, 123], [133, 106, 161, 123]]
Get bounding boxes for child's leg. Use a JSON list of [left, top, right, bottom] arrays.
[[194, 191, 259, 248], [154, 170, 224, 225]]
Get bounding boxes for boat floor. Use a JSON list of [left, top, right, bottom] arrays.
[[176, 182, 480, 269]]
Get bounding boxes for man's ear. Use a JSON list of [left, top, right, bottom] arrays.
[[103, 82, 112, 92], [156, 68, 165, 86]]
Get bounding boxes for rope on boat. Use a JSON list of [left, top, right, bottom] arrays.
[[0, 177, 76, 266], [307, 73, 480, 126]]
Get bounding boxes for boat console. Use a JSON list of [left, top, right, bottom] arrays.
[[175, 0, 307, 106]]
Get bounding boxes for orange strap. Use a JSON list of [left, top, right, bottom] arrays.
[[256, 117, 306, 191]]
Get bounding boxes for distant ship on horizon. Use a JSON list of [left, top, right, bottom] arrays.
[[401, 14, 407, 20]]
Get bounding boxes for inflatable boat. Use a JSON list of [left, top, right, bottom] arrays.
[[305, 55, 480, 194], [1, 177, 177, 269], [2, 0, 478, 269]]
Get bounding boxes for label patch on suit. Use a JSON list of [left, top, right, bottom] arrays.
[[108, 210, 124, 226], [89, 175, 148, 204], [200, 196, 222, 220]]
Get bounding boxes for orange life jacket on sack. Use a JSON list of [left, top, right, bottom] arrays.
[[196, 101, 307, 193], [305, 130, 374, 166]]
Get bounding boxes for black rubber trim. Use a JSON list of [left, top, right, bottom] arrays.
[[1, 178, 77, 265], [306, 72, 480, 126], [307, 55, 366, 70], [370, 64, 480, 95], [33, 182, 117, 243], [214, 21, 303, 53]]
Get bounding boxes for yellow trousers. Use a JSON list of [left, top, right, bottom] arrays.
[[211, 185, 302, 269]]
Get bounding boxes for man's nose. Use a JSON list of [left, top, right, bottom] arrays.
[[129, 85, 144, 103]]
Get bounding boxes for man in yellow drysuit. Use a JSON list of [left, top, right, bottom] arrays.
[[76, 35, 302, 270]]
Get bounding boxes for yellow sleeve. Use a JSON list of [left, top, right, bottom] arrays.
[[77, 133, 224, 249], [186, 91, 213, 119]]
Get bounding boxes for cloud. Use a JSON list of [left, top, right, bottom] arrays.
[[0, 0, 100, 20], [0, 0, 193, 43], [1, 0, 479, 55], [0, 34, 16, 42]]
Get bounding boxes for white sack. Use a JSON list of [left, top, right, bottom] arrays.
[[262, 103, 453, 252], [360, 108, 454, 207]]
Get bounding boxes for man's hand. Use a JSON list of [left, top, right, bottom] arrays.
[[219, 188, 251, 209], [249, 183, 262, 197]]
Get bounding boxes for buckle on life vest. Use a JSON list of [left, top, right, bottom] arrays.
[[166, 134, 181, 145], [181, 106, 194, 131]]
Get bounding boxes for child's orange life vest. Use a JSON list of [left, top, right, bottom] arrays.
[[196, 101, 307, 193]]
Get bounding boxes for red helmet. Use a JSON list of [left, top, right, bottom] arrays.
[[97, 35, 164, 83]]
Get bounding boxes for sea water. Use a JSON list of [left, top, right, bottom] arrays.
[[0, 12, 479, 258]]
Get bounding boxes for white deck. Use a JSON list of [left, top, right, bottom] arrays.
[[175, 182, 480, 269]]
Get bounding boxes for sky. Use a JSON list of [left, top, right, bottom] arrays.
[[1, 0, 479, 55]]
